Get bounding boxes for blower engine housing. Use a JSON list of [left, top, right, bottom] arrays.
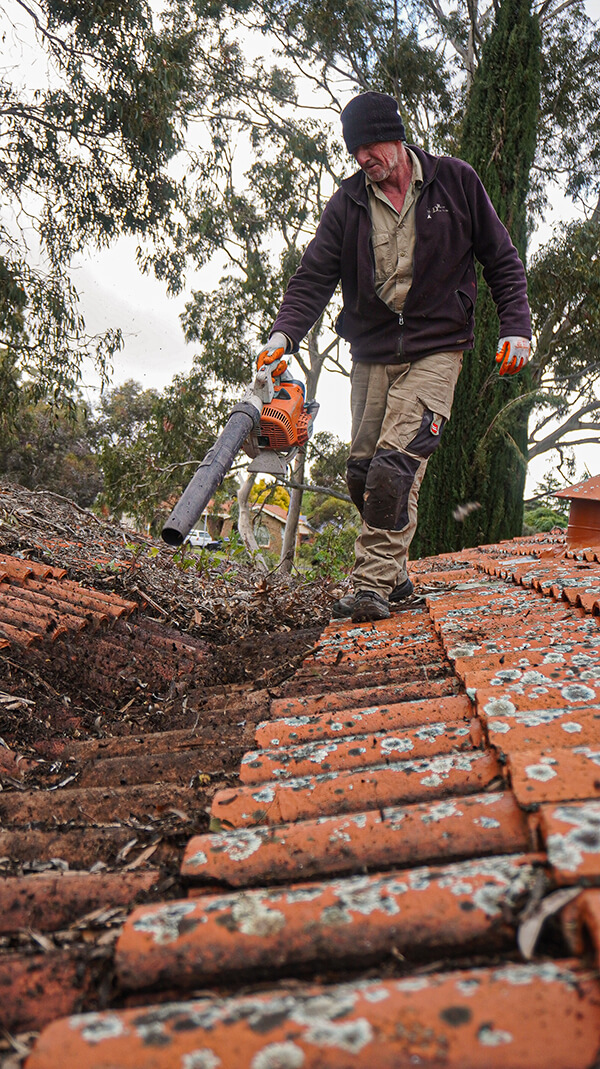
[[256, 381, 312, 451]]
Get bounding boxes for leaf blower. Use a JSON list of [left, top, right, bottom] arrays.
[[161, 359, 319, 547]]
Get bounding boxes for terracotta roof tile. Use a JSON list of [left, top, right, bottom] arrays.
[[4, 953, 95, 1035], [27, 962, 600, 1069], [240, 718, 482, 784], [255, 692, 472, 747], [183, 791, 531, 888], [0, 870, 161, 933], [270, 675, 458, 717], [452, 633, 600, 677], [475, 677, 600, 725], [211, 748, 502, 828], [565, 545, 600, 562], [0, 551, 137, 649], [508, 746, 600, 806], [0, 554, 66, 581], [0, 824, 177, 870], [17, 530, 600, 1063], [485, 705, 600, 756], [539, 802, 600, 883], [0, 781, 204, 829], [115, 854, 545, 994]]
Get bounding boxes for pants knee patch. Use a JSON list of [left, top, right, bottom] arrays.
[[407, 408, 447, 459], [363, 449, 420, 531], [346, 457, 371, 515]]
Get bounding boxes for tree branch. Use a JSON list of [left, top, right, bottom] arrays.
[[284, 481, 352, 504], [538, 0, 580, 25], [528, 399, 600, 459]]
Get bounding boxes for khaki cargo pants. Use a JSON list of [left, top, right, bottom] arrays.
[[347, 351, 463, 596]]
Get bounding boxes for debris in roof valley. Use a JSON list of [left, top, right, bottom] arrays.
[[1, 481, 600, 1067]]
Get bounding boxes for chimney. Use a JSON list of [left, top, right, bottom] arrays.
[[555, 475, 600, 548]]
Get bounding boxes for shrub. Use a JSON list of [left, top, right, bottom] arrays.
[[298, 522, 358, 581]]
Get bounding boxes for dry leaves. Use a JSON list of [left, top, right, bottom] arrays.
[[518, 886, 582, 960], [0, 482, 334, 646], [452, 501, 482, 523], [0, 693, 35, 711]]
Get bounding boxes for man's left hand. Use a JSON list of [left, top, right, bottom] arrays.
[[496, 336, 531, 376]]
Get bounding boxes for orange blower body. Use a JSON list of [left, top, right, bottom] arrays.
[[250, 381, 313, 453]]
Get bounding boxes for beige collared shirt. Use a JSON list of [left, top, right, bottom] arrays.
[[366, 147, 423, 314]]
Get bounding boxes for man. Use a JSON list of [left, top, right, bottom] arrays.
[[257, 91, 531, 623]]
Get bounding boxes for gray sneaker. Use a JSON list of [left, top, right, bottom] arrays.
[[351, 589, 391, 622]]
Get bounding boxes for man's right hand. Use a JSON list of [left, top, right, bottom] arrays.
[[256, 332, 290, 377]]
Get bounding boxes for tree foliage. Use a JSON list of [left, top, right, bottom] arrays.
[[523, 503, 568, 533], [302, 430, 356, 527], [0, 0, 197, 399], [307, 431, 350, 492], [526, 214, 600, 467], [250, 478, 290, 509], [534, 4, 600, 206], [0, 353, 101, 505]]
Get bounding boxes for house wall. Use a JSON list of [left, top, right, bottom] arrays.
[[221, 513, 283, 553]]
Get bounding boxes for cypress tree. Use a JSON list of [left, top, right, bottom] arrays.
[[413, 0, 540, 556]]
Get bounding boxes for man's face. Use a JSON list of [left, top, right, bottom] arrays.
[[353, 141, 402, 182]]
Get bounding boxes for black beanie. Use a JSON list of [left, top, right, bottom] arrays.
[[341, 92, 406, 154]]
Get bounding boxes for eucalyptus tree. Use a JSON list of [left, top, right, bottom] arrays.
[[0, 0, 197, 400], [526, 211, 600, 472], [0, 350, 101, 505]]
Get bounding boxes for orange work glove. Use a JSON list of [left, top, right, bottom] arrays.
[[496, 336, 531, 376], [256, 332, 290, 378]]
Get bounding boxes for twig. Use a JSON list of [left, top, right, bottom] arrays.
[[131, 586, 171, 618]]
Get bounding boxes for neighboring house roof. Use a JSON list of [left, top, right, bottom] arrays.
[[203, 498, 232, 518], [555, 475, 600, 501], [206, 497, 312, 534], [6, 529, 600, 1066], [257, 501, 288, 520]]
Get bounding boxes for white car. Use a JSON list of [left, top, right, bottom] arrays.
[[185, 529, 220, 549]]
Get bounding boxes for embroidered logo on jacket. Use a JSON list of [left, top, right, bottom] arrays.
[[426, 203, 450, 220]]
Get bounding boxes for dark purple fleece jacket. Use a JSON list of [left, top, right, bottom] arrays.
[[271, 146, 531, 363]]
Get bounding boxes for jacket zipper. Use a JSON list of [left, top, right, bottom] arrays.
[[361, 188, 406, 342], [347, 152, 440, 359], [400, 153, 439, 336], [402, 162, 435, 325]]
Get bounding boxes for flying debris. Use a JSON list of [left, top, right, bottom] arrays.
[[452, 501, 482, 522]]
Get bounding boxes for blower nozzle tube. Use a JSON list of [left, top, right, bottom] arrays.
[[161, 402, 260, 547]]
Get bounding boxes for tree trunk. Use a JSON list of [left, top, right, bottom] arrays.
[[279, 451, 306, 573], [277, 326, 325, 573], [413, 0, 540, 556], [237, 472, 268, 572]]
